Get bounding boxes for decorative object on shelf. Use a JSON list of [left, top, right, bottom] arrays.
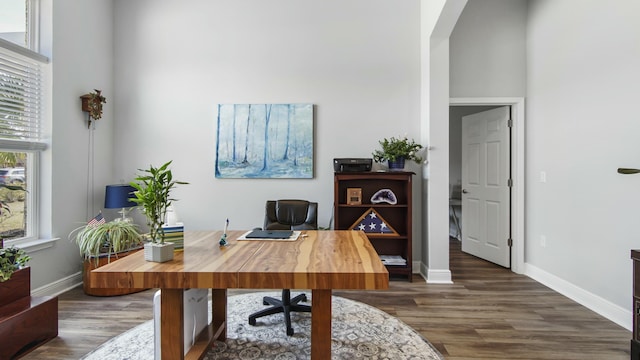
[[104, 184, 137, 222], [80, 89, 107, 128], [0, 245, 30, 282], [215, 103, 314, 179], [371, 188, 397, 205], [347, 188, 362, 205], [130, 160, 188, 262], [349, 208, 398, 236], [372, 136, 424, 171]]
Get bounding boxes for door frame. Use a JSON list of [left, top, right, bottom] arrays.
[[450, 97, 525, 274]]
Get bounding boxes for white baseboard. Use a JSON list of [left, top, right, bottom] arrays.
[[31, 271, 82, 298], [525, 263, 631, 331], [419, 262, 453, 284]]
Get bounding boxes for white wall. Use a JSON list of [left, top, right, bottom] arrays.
[[526, 0, 640, 326], [112, 0, 423, 258], [30, 0, 115, 290]]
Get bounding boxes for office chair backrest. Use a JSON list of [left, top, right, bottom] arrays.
[[264, 199, 318, 230]]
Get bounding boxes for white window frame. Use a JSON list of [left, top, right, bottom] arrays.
[[0, 0, 49, 248], [27, 0, 40, 52]]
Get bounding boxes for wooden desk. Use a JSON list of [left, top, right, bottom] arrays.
[[90, 230, 389, 360]]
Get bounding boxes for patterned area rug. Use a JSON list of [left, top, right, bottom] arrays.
[[81, 292, 443, 360]]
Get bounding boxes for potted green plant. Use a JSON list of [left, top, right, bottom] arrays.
[[70, 220, 142, 264], [0, 245, 30, 282], [70, 220, 144, 295], [130, 160, 188, 262], [372, 136, 424, 171]]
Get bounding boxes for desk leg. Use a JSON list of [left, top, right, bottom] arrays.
[[161, 288, 184, 360], [211, 289, 227, 340], [311, 289, 331, 359]]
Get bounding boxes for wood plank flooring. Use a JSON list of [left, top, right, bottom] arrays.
[[22, 238, 630, 359]]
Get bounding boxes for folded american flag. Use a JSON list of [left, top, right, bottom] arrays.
[[349, 208, 398, 235]]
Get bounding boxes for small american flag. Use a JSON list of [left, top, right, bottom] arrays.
[[87, 212, 105, 227]]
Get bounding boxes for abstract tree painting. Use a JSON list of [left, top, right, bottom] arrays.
[[215, 104, 314, 179]]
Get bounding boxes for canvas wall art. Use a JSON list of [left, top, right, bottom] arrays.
[[215, 103, 314, 179]]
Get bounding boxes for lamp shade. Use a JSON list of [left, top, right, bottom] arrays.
[[104, 184, 136, 209]]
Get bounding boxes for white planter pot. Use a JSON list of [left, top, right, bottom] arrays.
[[144, 242, 175, 263]]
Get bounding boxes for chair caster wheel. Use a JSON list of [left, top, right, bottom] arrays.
[[287, 328, 294, 336], [249, 318, 256, 326]]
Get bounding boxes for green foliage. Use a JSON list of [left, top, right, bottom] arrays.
[[70, 220, 142, 265], [0, 187, 25, 203], [0, 245, 30, 282], [129, 161, 188, 244], [0, 184, 25, 222], [372, 136, 424, 164]]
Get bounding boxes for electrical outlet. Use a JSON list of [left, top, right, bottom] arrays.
[[540, 171, 547, 183], [540, 235, 547, 248]]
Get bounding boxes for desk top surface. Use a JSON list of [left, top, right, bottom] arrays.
[[90, 230, 389, 291]]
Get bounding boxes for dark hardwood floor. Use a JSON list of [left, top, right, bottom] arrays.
[[22, 238, 630, 359]]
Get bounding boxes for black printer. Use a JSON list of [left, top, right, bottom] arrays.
[[333, 158, 372, 172]]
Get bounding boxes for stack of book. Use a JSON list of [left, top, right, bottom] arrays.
[[379, 255, 406, 266], [162, 223, 184, 250]]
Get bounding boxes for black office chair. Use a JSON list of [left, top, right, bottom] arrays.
[[248, 199, 318, 336]]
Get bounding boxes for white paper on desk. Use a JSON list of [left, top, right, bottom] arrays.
[[237, 230, 301, 241]]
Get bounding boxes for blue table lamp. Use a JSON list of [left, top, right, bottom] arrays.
[[104, 184, 136, 221]]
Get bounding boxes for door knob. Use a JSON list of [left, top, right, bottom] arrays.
[[462, 189, 468, 194]]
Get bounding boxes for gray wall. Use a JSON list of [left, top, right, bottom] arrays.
[[525, 0, 640, 321], [112, 0, 424, 261], [450, 0, 527, 97]]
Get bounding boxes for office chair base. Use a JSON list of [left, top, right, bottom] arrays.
[[248, 290, 311, 336]]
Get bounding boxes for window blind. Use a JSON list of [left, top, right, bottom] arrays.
[[0, 38, 47, 147]]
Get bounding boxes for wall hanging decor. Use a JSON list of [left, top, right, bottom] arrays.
[[80, 89, 106, 218], [80, 89, 106, 129], [215, 103, 314, 179]]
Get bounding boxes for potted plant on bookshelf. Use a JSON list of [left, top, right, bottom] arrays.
[[0, 245, 30, 282], [372, 136, 424, 171], [130, 161, 188, 263], [69, 219, 144, 295]]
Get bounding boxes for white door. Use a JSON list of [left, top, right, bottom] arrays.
[[461, 106, 511, 267]]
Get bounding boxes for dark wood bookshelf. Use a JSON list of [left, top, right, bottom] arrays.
[[334, 171, 414, 280]]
